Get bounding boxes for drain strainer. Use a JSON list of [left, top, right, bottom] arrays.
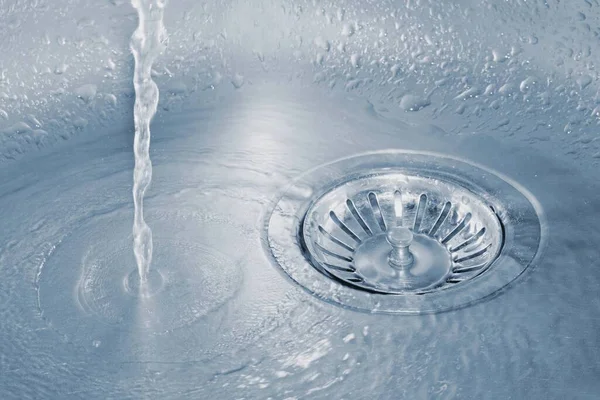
[[302, 173, 504, 294], [266, 151, 543, 314]]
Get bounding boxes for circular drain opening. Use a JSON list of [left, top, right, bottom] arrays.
[[267, 151, 543, 314]]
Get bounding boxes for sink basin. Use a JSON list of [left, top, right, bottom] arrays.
[[1, 1, 599, 398]]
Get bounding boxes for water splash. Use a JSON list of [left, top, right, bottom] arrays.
[[130, 0, 167, 283]]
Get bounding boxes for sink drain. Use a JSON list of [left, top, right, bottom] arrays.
[[266, 151, 543, 314], [302, 173, 504, 294]]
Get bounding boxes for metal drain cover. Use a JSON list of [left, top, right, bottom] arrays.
[[266, 151, 543, 314]]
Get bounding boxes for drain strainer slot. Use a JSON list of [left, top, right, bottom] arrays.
[[266, 151, 543, 314]]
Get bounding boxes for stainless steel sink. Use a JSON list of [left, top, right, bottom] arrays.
[[1, 1, 599, 398]]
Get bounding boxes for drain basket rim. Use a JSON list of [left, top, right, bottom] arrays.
[[266, 150, 543, 314]]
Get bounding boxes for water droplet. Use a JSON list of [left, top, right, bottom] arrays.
[[74, 84, 97, 103], [400, 94, 431, 112], [498, 83, 516, 96], [343, 333, 356, 343], [73, 117, 88, 130], [495, 118, 510, 129], [166, 81, 187, 95], [3, 122, 32, 135], [455, 87, 481, 100], [104, 94, 118, 107], [492, 49, 506, 63], [315, 53, 325, 65], [314, 36, 330, 51], [54, 63, 69, 75], [32, 129, 48, 145], [345, 79, 362, 91], [231, 74, 245, 89], [577, 75, 592, 90], [275, 370, 290, 378], [519, 77, 536, 93], [106, 58, 116, 71], [25, 115, 42, 128], [341, 24, 355, 37]]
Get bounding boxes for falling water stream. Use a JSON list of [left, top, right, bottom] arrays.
[[130, 0, 167, 284]]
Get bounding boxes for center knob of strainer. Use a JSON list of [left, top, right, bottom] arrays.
[[386, 226, 414, 268]]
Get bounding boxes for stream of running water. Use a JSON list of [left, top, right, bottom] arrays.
[[130, 0, 167, 284]]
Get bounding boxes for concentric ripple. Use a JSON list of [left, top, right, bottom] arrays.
[[38, 209, 243, 339]]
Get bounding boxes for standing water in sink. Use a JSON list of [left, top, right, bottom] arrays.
[[130, 0, 167, 284]]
